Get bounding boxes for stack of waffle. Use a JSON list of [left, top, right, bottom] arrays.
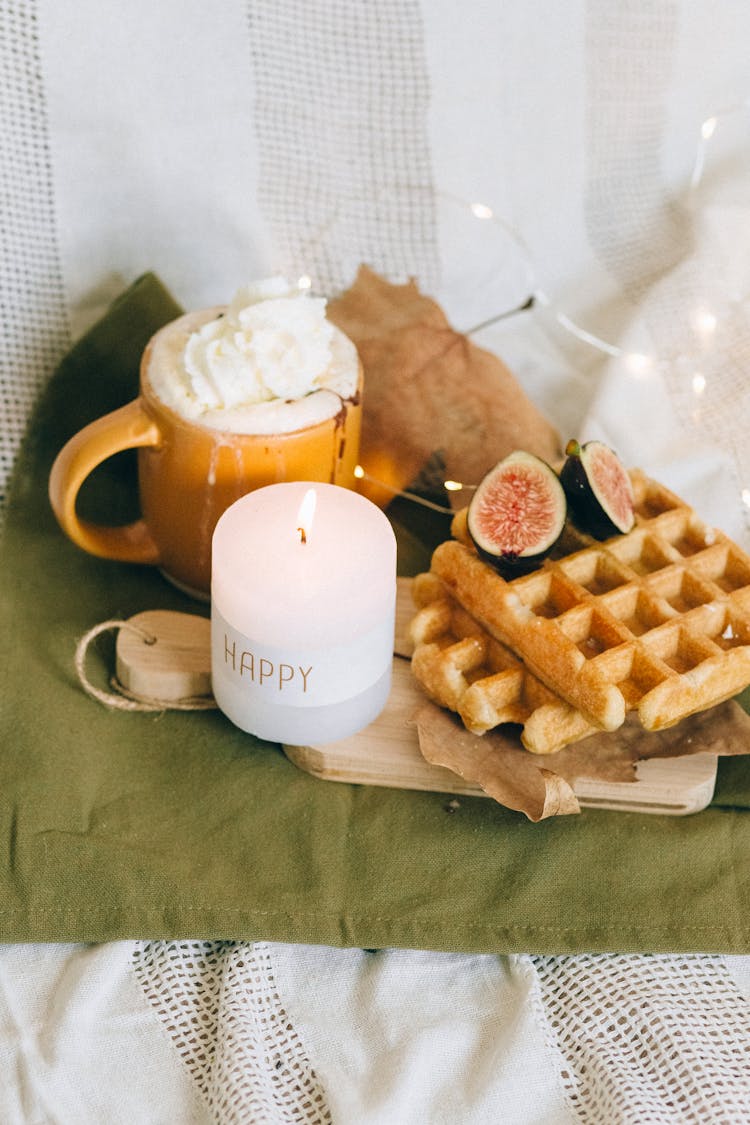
[[410, 470, 750, 754]]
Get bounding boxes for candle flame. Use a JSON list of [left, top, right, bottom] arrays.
[[296, 488, 317, 545]]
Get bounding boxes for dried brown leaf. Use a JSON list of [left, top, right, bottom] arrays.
[[416, 704, 580, 821], [328, 266, 562, 508]]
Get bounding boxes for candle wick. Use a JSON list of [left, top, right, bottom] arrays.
[[297, 526, 307, 545]]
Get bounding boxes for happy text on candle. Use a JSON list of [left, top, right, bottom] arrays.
[[223, 633, 312, 693]]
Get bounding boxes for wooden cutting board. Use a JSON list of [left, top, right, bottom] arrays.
[[284, 579, 719, 816], [283, 657, 719, 815]]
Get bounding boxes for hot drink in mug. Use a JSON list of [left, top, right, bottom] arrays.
[[49, 279, 363, 596]]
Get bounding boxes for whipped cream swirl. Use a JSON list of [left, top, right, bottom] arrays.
[[146, 279, 360, 435], [185, 278, 337, 408]]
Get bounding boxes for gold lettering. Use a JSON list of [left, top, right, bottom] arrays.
[[225, 640, 314, 694], [298, 665, 313, 693]]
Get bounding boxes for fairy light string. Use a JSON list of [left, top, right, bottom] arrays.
[[352, 464, 473, 515], [339, 101, 750, 514]]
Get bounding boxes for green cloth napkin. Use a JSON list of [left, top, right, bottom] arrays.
[[2, 273, 750, 953]]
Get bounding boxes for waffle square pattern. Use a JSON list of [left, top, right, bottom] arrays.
[[410, 471, 750, 754]]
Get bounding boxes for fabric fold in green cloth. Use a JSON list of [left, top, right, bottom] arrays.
[[1, 272, 750, 952]]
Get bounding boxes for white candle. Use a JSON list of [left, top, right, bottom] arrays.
[[210, 481, 397, 745]]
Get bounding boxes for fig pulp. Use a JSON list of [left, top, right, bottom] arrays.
[[560, 439, 634, 539], [467, 451, 567, 574]]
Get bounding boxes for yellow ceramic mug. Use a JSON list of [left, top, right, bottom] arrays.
[[49, 307, 363, 597]]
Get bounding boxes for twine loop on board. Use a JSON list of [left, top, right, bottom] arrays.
[[74, 619, 217, 713]]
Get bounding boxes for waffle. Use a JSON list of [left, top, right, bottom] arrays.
[[411, 573, 597, 753], [414, 469, 750, 742]]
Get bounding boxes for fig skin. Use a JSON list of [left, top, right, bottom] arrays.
[[474, 543, 550, 577], [467, 450, 567, 576], [560, 439, 634, 540]]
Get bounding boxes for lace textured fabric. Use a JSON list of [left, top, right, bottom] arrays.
[[533, 953, 750, 1123], [132, 941, 331, 1125], [247, 0, 440, 297], [0, 0, 69, 513], [584, 2, 750, 541], [131, 943, 750, 1124], [129, 945, 750, 1120]]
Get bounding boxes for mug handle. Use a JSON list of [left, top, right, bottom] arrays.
[[48, 399, 162, 564]]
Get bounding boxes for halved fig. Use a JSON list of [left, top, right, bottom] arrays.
[[560, 439, 634, 539], [467, 451, 567, 574]]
